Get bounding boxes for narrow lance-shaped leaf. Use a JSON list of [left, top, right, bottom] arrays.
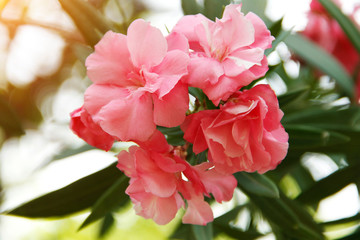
[[181, 0, 203, 15], [79, 175, 129, 230], [192, 223, 213, 240], [284, 33, 354, 98], [296, 163, 360, 204], [5, 162, 122, 218], [235, 172, 280, 198], [277, 86, 309, 108], [318, 0, 360, 54], [204, 0, 230, 20]]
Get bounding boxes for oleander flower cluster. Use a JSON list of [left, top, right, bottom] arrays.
[[301, 0, 360, 101], [70, 4, 289, 225]]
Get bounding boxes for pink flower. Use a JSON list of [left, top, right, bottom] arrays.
[[70, 106, 116, 151], [181, 84, 289, 174], [172, 4, 273, 105], [117, 130, 237, 225], [84, 19, 190, 142], [302, 0, 359, 74]]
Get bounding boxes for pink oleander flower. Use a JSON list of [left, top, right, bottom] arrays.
[[172, 4, 274, 105], [83, 19, 190, 142], [117, 130, 237, 225], [181, 84, 289, 174], [70, 106, 116, 151], [302, 0, 359, 74]]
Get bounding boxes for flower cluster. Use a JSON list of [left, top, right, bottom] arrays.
[[301, 0, 360, 101], [70, 4, 289, 225]]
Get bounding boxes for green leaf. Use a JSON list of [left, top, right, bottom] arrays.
[[59, 0, 114, 47], [192, 223, 213, 240], [243, 190, 325, 240], [265, 29, 292, 56], [79, 175, 129, 230], [284, 34, 354, 98], [5, 162, 122, 218], [157, 126, 185, 146], [283, 106, 360, 131], [285, 124, 351, 149], [203, 0, 230, 20], [98, 213, 115, 238], [0, 93, 24, 137], [235, 172, 280, 198], [181, 0, 203, 15], [318, 0, 360, 54], [296, 163, 360, 204], [189, 87, 206, 102], [277, 86, 309, 108]]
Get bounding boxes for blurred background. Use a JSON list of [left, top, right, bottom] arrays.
[[0, 0, 360, 239]]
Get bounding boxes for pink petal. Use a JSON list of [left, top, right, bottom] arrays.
[[127, 181, 183, 225], [153, 83, 189, 127], [95, 93, 156, 141], [117, 146, 137, 177], [151, 50, 189, 98], [182, 194, 213, 225], [194, 162, 237, 202], [85, 31, 133, 85], [84, 84, 130, 115], [151, 152, 186, 173], [246, 12, 274, 49], [181, 111, 217, 154], [166, 32, 189, 52], [172, 14, 211, 51], [203, 75, 241, 105], [243, 85, 283, 131], [186, 55, 224, 87], [219, 4, 255, 51], [70, 107, 115, 151], [136, 130, 171, 153], [224, 48, 264, 77], [127, 19, 167, 68]]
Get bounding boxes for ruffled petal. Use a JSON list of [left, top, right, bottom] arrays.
[[95, 93, 156, 141], [127, 19, 167, 68], [86, 31, 133, 85], [70, 106, 115, 151], [153, 83, 189, 127]]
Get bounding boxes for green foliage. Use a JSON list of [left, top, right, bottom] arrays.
[[2, 1, 360, 240], [6, 163, 124, 218], [284, 34, 354, 98], [317, 0, 360, 55]]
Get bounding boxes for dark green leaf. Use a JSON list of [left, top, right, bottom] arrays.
[[284, 34, 354, 97], [79, 175, 129, 230], [296, 163, 360, 204], [235, 172, 279, 198], [192, 223, 213, 240], [243, 190, 325, 240], [98, 213, 115, 238], [278, 87, 309, 108], [203, 0, 230, 20], [157, 126, 185, 146], [213, 224, 262, 240], [181, 0, 202, 15], [5, 162, 122, 218], [189, 87, 206, 102], [171, 224, 197, 240], [285, 124, 350, 149], [318, 0, 360, 54], [283, 106, 360, 131]]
